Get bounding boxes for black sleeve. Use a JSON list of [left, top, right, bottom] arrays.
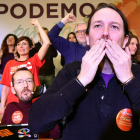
[[124, 77, 140, 117], [50, 44, 58, 58], [28, 62, 85, 134], [124, 64, 140, 117], [48, 24, 72, 56]]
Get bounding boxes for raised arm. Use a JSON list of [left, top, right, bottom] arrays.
[[30, 19, 50, 61], [48, 13, 76, 56], [61, 13, 76, 24]]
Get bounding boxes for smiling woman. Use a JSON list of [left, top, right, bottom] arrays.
[[0, 34, 17, 71], [126, 31, 140, 64], [15, 36, 33, 60]]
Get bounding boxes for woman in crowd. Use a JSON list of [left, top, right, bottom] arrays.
[[126, 32, 140, 64], [61, 32, 77, 66], [0, 34, 17, 100], [66, 32, 77, 42], [0, 19, 50, 114]]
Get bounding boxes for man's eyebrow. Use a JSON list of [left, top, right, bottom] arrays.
[[92, 20, 103, 24], [110, 21, 121, 26], [16, 78, 32, 81], [92, 20, 121, 26]]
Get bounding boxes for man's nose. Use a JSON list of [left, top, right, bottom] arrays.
[[23, 80, 28, 87], [102, 26, 109, 40]]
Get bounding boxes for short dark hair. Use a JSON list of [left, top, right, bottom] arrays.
[[86, 3, 129, 36], [16, 36, 33, 57], [16, 36, 33, 48], [12, 67, 34, 87]]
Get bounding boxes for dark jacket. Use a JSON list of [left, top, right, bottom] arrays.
[[29, 61, 140, 140]]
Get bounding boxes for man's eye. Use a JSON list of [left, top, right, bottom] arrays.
[[94, 25, 101, 28], [111, 25, 118, 29], [16, 81, 22, 84], [78, 30, 82, 33], [26, 79, 32, 83]]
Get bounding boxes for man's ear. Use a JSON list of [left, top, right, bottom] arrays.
[[86, 34, 89, 45], [122, 35, 129, 49], [11, 87, 16, 95]]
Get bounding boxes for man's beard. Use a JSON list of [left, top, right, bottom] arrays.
[[78, 37, 87, 45], [16, 88, 33, 102]]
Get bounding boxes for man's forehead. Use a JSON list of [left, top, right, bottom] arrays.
[[91, 8, 123, 25], [77, 24, 87, 29], [14, 70, 33, 80]]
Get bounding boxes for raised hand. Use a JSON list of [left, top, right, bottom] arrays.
[[61, 13, 76, 24], [105, 39, 133, 83], [30, 19, 40, 28], [77, 39, 106, 87]]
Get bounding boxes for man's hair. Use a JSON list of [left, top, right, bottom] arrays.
[[75, 21, 87, 33], [86, 3, 129, 36], [42, 27, 49, 31], [12, 67, 34, 87], [38, 27, 49, 35]]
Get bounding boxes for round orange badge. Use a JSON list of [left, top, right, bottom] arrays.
[[116, 108, 133, 131], [12, 111, 23, 124]]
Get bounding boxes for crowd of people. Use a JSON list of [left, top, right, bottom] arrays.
[[0, 2, 140, 140]]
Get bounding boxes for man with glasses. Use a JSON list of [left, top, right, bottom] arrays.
[[75, 22, 87, 46], [48, 13, 90, 65], [1, 67, 36, 124]]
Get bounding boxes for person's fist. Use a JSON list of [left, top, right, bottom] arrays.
[[30, 19, 39, 28], [61, 13, 76, 24]]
